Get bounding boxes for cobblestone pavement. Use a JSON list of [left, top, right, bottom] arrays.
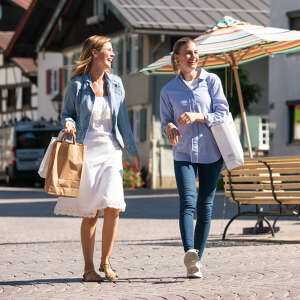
[[1, 187, 300, 299]]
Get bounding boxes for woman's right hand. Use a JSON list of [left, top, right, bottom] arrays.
[[165, 123, 182, 146], [64, 121, 76, 135]]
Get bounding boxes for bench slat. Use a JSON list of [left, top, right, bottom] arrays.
[[224, 183, 300, 190], [226, 167, 300, 175], [228, 198, 300, 204], [223, 175, 300, 182], [245, 156, 300, 162], [222, 162, 300, 174], [229, 198, 300, 205], [225, 191, 300, 197]]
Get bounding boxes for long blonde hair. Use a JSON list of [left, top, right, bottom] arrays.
[[171, 37, 194, 74], [72, 35, 111, 77]]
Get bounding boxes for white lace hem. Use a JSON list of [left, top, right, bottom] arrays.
[[54, 203, 126, 218]]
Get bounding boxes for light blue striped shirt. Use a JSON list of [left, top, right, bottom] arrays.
[[160, 69, 229, 163]]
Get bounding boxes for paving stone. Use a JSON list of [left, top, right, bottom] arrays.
[[1, 188, 300, 299]]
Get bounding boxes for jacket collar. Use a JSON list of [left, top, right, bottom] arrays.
[[83, 71, 117, 86]]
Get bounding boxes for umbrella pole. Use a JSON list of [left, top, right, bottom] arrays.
[[232, 66, 253, 159]]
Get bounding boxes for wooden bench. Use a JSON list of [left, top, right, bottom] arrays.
[[221, 156, 300, 239]]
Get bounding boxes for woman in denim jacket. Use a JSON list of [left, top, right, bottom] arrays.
[[160, 37, 229, 278], [54, 35, 141, 282]]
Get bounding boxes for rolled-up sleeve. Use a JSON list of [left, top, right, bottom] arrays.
[[160, 89, 175, 137], [61, 81, 77, 127], [203, 74, 229, 127]]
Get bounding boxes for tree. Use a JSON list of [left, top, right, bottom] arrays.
[[213, 67, 261, 119]]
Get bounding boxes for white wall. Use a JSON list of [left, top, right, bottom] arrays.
[[269, 0, 300, 156], [37, 52, 63, 121]]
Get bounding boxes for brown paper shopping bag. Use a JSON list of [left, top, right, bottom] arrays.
[[44, 133, 87, 197]]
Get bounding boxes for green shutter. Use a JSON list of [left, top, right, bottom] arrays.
[[63, 56, 68, 86], [118, 39, 123, 76], [128, 109, 134, 130], [138, 34, 143, 70], [242, 116, 259, 149], [126, 35, 131, 74], [140, 108, 147, 141]]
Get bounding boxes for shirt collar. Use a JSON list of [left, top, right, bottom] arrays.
[[178, 68, 208, 82]]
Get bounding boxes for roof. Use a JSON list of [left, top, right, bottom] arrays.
[[105, 0, 270, 34], [5, 0, 63, 57], [11, 57, 37, 75], [11, 0, 32, 9], [0, 31, 15, 50]]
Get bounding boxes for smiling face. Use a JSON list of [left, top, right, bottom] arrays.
[[174, 41, 199, 74], [91, 41, 115, 70]]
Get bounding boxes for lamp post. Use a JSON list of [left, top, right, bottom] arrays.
[[51, 93, 62, 121]]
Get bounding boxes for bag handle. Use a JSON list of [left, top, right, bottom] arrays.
[[62, 132, 76, 144]]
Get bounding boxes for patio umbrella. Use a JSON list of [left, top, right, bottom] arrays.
[[141, 16, 300, 159]]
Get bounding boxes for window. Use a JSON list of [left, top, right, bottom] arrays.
[[22, 86, 31, 107], [63, 56, 69, 87], [87, 0, 104, 24], [128, 107, 147, 142], [287, 100, 300, 143], [93, 0, 104, 17], [46, 68, 63, 95], [7, 88, 16, 110], [287, 10, 300, 30], [126, 34, 143, 74]]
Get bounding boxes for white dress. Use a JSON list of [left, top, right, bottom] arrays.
[[54, 96, 125, 217]]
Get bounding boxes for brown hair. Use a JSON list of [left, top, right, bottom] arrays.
[[72, 35, 111, 77], [171, 37, 194, 74]]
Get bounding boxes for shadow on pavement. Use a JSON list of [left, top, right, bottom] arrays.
[[0, 276, 187, 286], [0, 278, 83, 285], [127, 238, 300, 247], [2, 236, 299, 248]]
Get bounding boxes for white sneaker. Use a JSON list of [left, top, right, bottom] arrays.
[[184, 249, 203, 278], [187, 261, 203, 278]]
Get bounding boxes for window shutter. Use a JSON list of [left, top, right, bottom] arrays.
[[63, 56, 68, 87], [46, 69, 51, 95], [138, 34, 143, 70], [140, 108, 147, 141], [59, 68, 63, 92], [126, 35, 131, 74], [118, 39, 123, 75], [128, 109, 134, 130]]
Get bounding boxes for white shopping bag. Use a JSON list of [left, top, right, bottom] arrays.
[[38, 130, 64, 178], [211, 113, 244, 171]]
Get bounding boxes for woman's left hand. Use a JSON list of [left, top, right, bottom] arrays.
[[130, 155, 142, 173], [177, 112, 205, 125]]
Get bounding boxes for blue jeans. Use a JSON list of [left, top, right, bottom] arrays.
[[174, 158, 223, 260]]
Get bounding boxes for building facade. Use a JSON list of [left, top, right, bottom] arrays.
[[269, 0, 300, 156], [10, 0, 271, 188], [0, 0, 38, 125]]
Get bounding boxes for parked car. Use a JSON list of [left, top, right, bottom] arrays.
[[0, 120, 62, 185]]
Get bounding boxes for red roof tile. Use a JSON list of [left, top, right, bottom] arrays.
[[11, 57, 37, 74], [0, 31, 15, 50], [11, 0, 32, 9]]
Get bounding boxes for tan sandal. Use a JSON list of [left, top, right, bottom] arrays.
[[99, 263, 118, 281], [82, 270, 104, 282]]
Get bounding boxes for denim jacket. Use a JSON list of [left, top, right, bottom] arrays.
[[61, 72, 138, 157]]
